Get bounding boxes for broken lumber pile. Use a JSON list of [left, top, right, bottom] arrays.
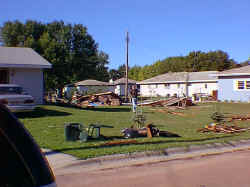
[[121, 124, 181, 138], [139, 97, 193, 108], [197, 123, 250, 134], [230, 115, 250, 121], [73, 91, 122, 107]]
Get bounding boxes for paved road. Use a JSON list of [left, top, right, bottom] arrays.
[[55, 149, 250, 187]]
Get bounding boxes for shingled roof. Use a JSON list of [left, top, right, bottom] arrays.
[[113, 77, 137, 84], [0, 47, 51, 68], [188, 71, 218, 82], [74, 79, 111, 86], [217, 65, 250, 76], [139, 71, 217, 84]]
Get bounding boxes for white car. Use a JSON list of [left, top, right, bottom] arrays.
[[0, 84, 36, 112]]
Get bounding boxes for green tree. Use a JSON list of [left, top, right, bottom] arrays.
[[1, 20, 109, 91], [129, 50, 237, 81], [0, 27, 3, 45], [109, 69, 121, 81], [117, 64, 127, 77], [128, 65, 142, 81]]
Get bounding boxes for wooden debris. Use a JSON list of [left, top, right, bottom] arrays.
[[121, 124, 180, 138], [73, 91, 122, 106], [146, 124, 153, 138], [139, 97, 193, 108], [230, 115, 250, 121], [198, 123, 250, 134]]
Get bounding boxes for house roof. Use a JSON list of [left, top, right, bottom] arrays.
[[0, 47, 51, 69], [74, 79, 111, 86], [139, 71, 218, 84], [113, 78, 137, 84], [216, 65, 250, 76], [188, 71, 218, 82]]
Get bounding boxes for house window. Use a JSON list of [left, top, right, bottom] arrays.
[[0, 69, 9, 84], [235, 80, 250, 90], [237, 81, 245, 89], [246, 81, 250, 89]]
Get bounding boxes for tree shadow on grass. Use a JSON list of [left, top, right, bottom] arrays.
[[46, 103, 131, 113], [15, 107, 72, 119], [49, 134, 234, 155]]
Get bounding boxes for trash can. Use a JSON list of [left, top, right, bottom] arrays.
[[64, 123, 82, 141]]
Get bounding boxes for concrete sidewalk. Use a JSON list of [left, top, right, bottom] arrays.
[[43, 139, 250, 175]]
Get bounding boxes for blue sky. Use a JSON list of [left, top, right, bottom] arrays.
[[1, 0, 250, 69]]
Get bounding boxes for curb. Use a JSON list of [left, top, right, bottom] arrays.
[[49, 139, 250, 173], [81, 139, 250, 163]]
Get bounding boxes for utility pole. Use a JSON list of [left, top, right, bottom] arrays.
[[125, 31, 129, 102]]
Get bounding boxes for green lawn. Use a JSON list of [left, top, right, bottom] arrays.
[[16, 102, 250, 159]]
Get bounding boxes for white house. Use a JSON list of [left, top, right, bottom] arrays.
[[63, 79, 114, 98], [138, 71, 218, 98], [113, 78, 137, 96], [0, 47, 51, 104]]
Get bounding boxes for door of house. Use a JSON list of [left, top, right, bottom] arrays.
[[212, 90, 218, 100], [0, 69, 9, 84]]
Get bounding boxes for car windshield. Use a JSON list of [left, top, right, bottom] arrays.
[[0, 87, 23, 95]]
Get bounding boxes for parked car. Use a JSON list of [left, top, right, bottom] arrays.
[[0, 103, 57, 187], [0, 84, 36, 112]]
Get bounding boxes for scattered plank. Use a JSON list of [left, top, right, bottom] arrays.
[[139, 97, 193, 108], [198, 123, 250, 134]]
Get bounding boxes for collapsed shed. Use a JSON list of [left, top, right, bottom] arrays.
[[73, 91, 122, 107]]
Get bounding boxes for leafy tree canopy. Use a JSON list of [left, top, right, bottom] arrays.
[[1, 20, 109, 90], [128, 50, 238, 81]]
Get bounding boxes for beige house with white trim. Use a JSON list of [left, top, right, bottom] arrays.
[[0, 47, 51, 104]]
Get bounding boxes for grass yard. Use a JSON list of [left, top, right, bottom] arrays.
[[16, 102, 250, 159]]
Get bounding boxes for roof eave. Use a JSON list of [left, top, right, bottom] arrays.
[[75, 84, 113, 86], [138, 80, 186, 84], [215, 73, 250, 77], [138, 80, 217, 84], [188, 80, 218, 83], [0, 63, 52, 69]]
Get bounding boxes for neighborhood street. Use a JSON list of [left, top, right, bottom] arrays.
[[55, 149, 250, 187]]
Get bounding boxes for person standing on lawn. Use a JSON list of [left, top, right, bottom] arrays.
[[130, 85, 138, 112]]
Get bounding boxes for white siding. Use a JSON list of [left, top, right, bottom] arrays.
[[114, 85, 122, 96], [9, 68, 44, 104], [140, 83, 186, 97], [140, 82, 217, 97], [188, 82, 217, 96], [114, 84, 135, 96]]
